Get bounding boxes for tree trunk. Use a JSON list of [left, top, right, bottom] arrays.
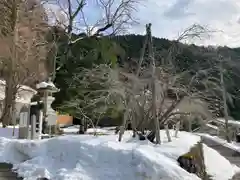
[[188, 116, 192, 132], [175, 121, 180, 137], [1, 81, 15, 127], [118, 110, 128, 141], [164, 124, 171, 142], [79, 118, 85, 134], [147, 23, 160, 144], [1, 0, 19, 128], [220, 58, 231, 143], [12, 102, 16, 136], [131, 113, 137, 138]]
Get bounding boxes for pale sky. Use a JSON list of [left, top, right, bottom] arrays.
[[133, 0, 240, 47], [45, 0, 240, 47]]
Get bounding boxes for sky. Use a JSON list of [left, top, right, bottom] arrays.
[[45, 0, 240, 48], [132, 0, 240, 47]]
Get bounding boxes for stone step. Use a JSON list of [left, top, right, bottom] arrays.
[[0, 163, 22, 180]]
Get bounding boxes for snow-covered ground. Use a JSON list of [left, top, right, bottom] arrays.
[[202, 143, 239, 180], [61, 125, 111, 135], [0, 129, 238, 180], [60, 125, 79, 134], [0, 126, 19, 139], [199, 133, 240, 152]]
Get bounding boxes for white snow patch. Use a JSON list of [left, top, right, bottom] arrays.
[[215, 118, 240, 127], [206, 123, 219, 130], [61, 126, 79, 134], [200, 133, 240, 152], [86, 128, 108, 134], [0, 130, 238, 180], [0, 126, 19, 139], [61, 126, 112, 135], [0, 79, 36, 104], [36, 81, 57, 90], [203, 144, 239, 180], [0, 131, 201, 180]]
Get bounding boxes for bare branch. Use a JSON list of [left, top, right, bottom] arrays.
[[0, 0, 50, 126], [47, 0, 138, 43]]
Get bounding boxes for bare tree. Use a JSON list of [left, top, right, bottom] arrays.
[[52, 11, 228, 144], [146, 23, 161, 144], [61, 27, 223, 144], [117, 24, 214, 143], [42, 0, 138, 82], [214, 53, 240, 142], [45, 0, 138, 38], [0, 0, 49, 126], [219, 55, 231, 142], [119, 61, 217, 143]]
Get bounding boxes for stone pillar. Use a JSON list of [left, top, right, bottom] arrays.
[[30, 115, 36, 139], [38, 110, 43, 139], [46, 96, 57, 136], [18, 110, 29, 139]]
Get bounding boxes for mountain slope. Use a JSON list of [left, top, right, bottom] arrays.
[[112, 34, 240, 119]]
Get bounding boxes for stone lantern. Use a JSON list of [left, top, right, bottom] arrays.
[[36, 78, 59, 137]]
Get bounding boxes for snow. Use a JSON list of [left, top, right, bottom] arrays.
[[0, 79, 36, 104], [61, 125, 79, 134], [203, 144, 239, 180], [0, 130, 238, 180], [0, 131, 201, 180], [86, 128, 108, 133], [199, 133, 240, 153], [206, 123, 219, 130], [0, 127, 19, 139], [0, 79, 36, 94], [61, 126, 111, 135], [36, 81, 57, 91], [214, 118, 240, 127]]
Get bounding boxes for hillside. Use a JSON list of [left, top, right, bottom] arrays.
[[113, 34, 240, 69], [52, 31, 240, 121], [111, 34, 240, 119]]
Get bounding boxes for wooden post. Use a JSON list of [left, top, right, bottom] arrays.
[[118, 111, 128, 141], [12, 106, 16, 137], [49, 125, 52, 137], [219, 56, 231, 142], [27, 105, 31, 139], [42, 90, 48, 134], [175, 121, 180, 137], [188, 116, 192, 132], [38, 111, 43, 139], [164, 124, 171, 142]]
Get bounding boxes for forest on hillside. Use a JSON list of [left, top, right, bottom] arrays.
[[113, 35, 240, 120], [51, 32, 240, 124]]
